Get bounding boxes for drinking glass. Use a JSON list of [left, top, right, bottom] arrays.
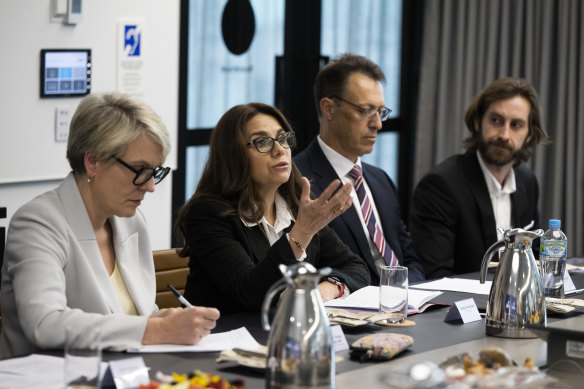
[[64, 325, 102, 389], [379, 265, 408, 323], [540, 257, 566, 298]]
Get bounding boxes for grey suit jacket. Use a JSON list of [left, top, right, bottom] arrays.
[[0, 173, 156, 358]]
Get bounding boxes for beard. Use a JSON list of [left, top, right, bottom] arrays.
[[477, 136, 520, 166]]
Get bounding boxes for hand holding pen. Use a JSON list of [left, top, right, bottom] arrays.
[[142, 284, 220, 345]]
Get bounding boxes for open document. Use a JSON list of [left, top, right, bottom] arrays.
[[127, 327, 261, 353], [325, 285, 443, 314]]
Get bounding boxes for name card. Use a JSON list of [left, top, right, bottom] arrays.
[[564, 271, 576, 293], [444, 298, 482, 323], [331, 324, 349, 352], [102, 356, 150, 389]]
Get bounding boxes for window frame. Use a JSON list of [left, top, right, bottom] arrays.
[[173, 0, 420, 243]]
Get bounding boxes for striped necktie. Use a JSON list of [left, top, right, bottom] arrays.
[[349, 165, 398, 266]]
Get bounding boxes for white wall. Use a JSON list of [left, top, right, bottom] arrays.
[[0, 0, 180, 249]]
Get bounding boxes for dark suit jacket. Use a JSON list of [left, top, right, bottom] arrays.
[[183, 198, 370, 314], [294, 139, 425, 285], [409, 152, 540, 279]]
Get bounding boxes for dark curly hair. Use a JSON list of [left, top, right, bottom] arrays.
[[464, 77, 551, 164]]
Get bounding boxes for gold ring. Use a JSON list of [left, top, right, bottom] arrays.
[[332, 207, 340, 215]]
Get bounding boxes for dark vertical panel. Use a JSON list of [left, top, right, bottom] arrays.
[[0, 207, 6, 275], [172, 0, 190, 246], [276, 0, 322, 152], [398, 0, 424, 223]]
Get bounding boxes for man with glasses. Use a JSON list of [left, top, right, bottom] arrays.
[[295, 53, 425, 285]]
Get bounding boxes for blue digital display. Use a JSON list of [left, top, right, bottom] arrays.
[[40, 49, 91, 97]]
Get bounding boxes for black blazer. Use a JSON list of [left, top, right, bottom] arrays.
[[294, 139, 425, 285], [409, 152, 540, 279], [183, 198, 370, 314]]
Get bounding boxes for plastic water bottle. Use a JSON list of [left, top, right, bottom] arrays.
[[539, 219, 568, 298]]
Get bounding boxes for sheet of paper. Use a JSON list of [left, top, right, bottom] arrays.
[[566, 257, 584, 273], [127, 326, 261, 353], [325, 285, 442, 313], [0, 353, 107, 389], [564, 270, 576, 292], [411, 277, 492, 295], [0, 354, 64, 389]]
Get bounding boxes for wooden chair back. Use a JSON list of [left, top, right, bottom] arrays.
[[153, 249, 190, 309]]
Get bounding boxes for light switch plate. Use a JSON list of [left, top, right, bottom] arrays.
[[55, 107, 72, 142], [65, 0, 82, 25], [50, 0, 67, 23]]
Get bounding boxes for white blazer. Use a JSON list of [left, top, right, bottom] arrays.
[[0, 172, 157, 358]]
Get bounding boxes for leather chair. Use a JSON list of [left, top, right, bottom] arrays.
[[153, 249, 190, 309]]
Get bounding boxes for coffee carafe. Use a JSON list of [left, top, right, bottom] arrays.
[[261, 262, 334, 389], [480, 228, 546, 338]]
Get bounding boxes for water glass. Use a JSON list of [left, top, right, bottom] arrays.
[[64, 325, 102, 389], [379, 265, 408, 323], [540, 257, 566, 298]]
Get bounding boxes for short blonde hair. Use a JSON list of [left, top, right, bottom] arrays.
[[67, 93, 170, 173]]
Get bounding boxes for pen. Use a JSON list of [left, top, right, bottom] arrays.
[[168, 284, 193, 307], [565, 288, 584, 296]]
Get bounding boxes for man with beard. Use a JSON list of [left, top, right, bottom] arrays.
[[409, 78, 551, 279]]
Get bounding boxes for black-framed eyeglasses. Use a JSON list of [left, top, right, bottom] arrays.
[[116, 158, 170, 185], [331, 95, 392, 121], [247, 132, 296, 153]]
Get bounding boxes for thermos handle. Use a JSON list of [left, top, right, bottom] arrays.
[[480, 239, 505, 283], [261, 279, 287, 331]]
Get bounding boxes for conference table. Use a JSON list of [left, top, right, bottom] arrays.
[[101, 270, 584, 388]]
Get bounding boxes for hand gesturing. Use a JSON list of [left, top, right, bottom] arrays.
[[291, 177, 353, 246]]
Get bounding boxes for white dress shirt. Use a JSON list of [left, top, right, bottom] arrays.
[[477, 151, 516, 240], [241, 193, 307, 261], [318, 136, 386, 272]]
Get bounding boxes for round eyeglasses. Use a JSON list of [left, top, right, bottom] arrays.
[[116, 158, 170, 185], [247, 132, 296, 153], [331, 95, 392, 121]]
